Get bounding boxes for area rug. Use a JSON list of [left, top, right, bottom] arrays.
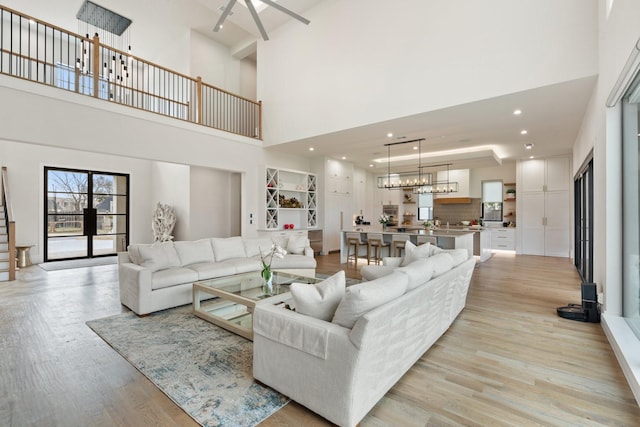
[[86, 306, 289, 427], [39, 256, 117, 271]]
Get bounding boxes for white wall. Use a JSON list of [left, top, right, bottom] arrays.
[[259, 0, 598, 145], [190, 30, 241, 93], [469, 163, 517, 198], [151, 162, 191, 240], [0, 140, 153, 263], [570, 0, 640, 405], [189, 166, 241, 239]]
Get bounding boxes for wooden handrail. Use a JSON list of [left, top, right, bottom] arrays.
[[1, 167, 16, 281], [0, 4, 262, 139]]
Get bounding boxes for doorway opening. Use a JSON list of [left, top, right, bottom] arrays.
[[44, 167, 129, 261]]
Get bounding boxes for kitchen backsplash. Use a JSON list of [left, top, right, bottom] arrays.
[[434, 198, 482, 225]]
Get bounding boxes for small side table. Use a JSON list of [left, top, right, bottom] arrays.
[[16, 245, 34, 268]]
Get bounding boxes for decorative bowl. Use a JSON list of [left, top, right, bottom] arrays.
[[461, 220, 471, 226]]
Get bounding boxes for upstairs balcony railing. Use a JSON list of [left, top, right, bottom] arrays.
[[0, 5, 262, 139]]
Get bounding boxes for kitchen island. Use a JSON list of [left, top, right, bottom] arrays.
[[340, 227, 475, 264]]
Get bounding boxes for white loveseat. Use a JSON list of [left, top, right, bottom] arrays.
[[118, 236, 316, 315], [253, 245, 475, 427]]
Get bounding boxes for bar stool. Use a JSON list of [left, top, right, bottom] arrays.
[[366, 233, 390, 265], [346, 232, 365, 266], [392, 234, 411, 257], [417, 235, 438, 246]]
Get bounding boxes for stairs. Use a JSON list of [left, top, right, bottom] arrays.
[[0, 205, 10, 281]]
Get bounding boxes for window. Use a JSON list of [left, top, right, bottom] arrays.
[[482, 180, 503, 222], [622, 72, 640, 338], [417, 192, 433, 221]]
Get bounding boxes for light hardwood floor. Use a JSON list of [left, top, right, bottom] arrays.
[[1, 252, 639, 426]]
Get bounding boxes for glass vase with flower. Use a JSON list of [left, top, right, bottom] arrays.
[[379, 214, 390, 230], [259, 243, 287, 295]]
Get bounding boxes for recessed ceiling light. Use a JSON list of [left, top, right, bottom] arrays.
[[387, 132, 393, 138], [341, 156, 346, 160], [413, 146, 418, 150], [308, 147, 314, 151], [525, 143, 534, 150], [520, 130, 528, 135], [529, 155, 535, 159], [369, 164, 374, 168], [513, 109, 522, 115]]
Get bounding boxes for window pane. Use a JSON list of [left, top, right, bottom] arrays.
[[622, 73, 640, 338], [483, 180, 503, 202]]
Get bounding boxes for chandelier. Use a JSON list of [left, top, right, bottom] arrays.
[[376, 138, 458, 194]]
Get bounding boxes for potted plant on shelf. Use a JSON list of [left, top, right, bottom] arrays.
[[506, 188, 516, 200]]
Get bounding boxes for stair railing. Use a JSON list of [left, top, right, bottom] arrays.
[[1, 167, 15, 280]]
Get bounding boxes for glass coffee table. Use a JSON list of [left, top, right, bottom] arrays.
[[192, 270, 324, 340]]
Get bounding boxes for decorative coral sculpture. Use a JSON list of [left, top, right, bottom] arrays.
[[152, 202, 177, 242]]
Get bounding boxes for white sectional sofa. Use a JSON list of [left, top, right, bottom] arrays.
[[117, 236, 316, 315], [253, 244, 475, 427]]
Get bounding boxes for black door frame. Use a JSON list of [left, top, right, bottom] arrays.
[[574, 156, 594, 283], [44, 166, 130, 261]]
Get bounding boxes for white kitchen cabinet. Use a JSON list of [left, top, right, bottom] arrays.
[[435, 169, 470, 199], [490, 228, 516, 251], [518, 156, 571, 257]]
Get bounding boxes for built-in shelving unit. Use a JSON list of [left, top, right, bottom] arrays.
[[265, 167, 318, 230], [504, 182, 516, 223]]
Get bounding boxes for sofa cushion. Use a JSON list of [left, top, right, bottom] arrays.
[[211, 237, 247, 261], [174, 239, 215, 266], [137, 242, 181, 272], [332, 271, 408, 329], [224, 258, 262, 274], [400, 241, 432, 267], [151, 267, 198, 290], [187, 261, 238, 280], [291, 271, 346, 321], [431, 253, 455, 277], [360, 265, 395, 281], [269, 254, 317, 269], [287, 235, 309, 255], [395, 258, 434, 290], [244, 237, 274, 258], [447, 248, 469, 266]]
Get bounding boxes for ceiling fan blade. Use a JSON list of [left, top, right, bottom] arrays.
[[213, 0, 237, 32], [260, 0, 310, 25], [244, 0, 269, 41]]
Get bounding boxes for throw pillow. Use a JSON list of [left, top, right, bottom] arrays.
[[332, 271, 408, 329], [400, 241, 432, 266], [286, 235, 309, 255], [291, 271, 346, 321]]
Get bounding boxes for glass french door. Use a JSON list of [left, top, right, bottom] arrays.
[[574, 158, 593, 283], [45, 167, 129, 261]]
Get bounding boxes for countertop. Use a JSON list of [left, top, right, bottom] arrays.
[[342, 227, 475, 237]]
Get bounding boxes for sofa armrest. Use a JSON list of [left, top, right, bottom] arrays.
[[304, 246, 314, 257], [253, 304, 361, 427], [382, 257, 403, 267], [118, 261, 152, 315], [254, 303, 348, 359]]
